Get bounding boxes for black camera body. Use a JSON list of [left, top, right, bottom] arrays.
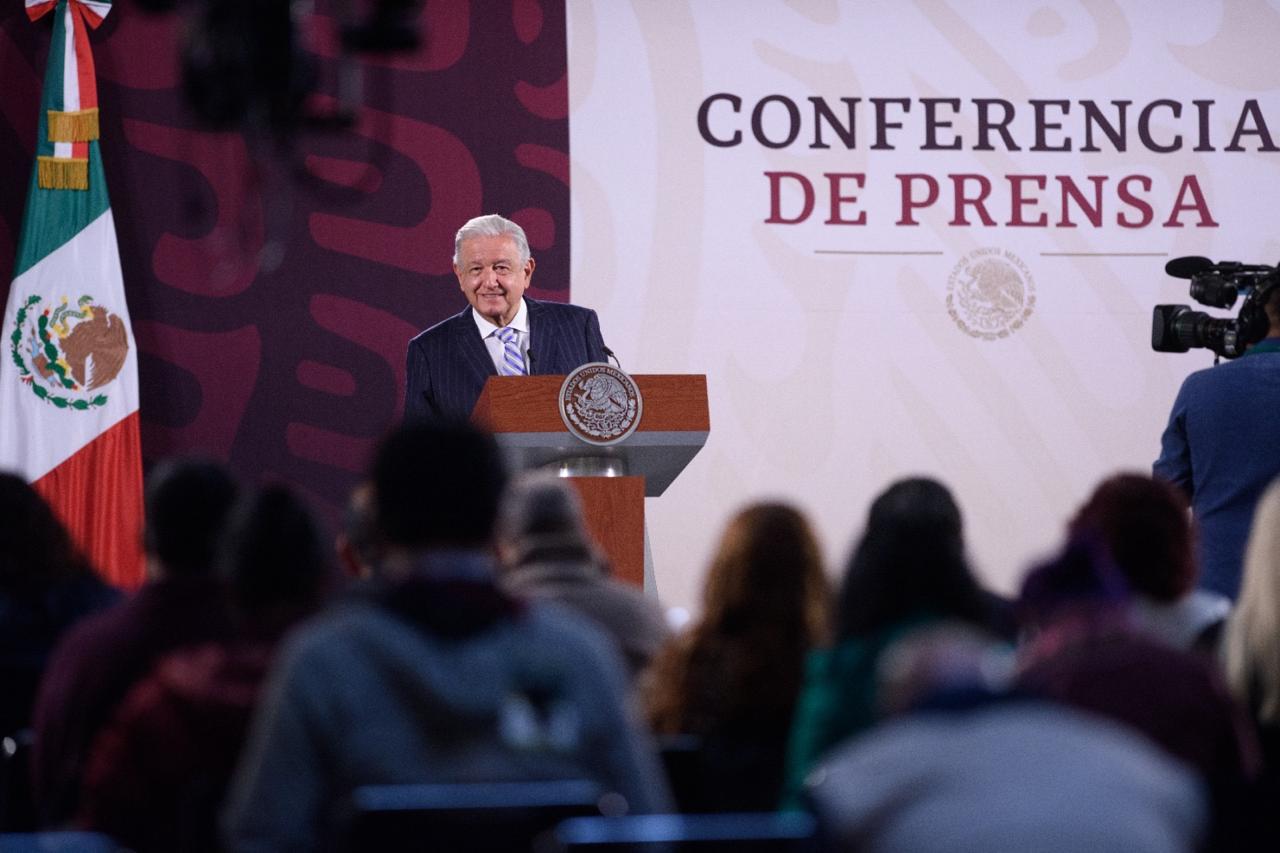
[[1152, 257, 1280, 359]]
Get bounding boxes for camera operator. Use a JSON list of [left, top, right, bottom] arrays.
[[1154, 283, 1280, 599]]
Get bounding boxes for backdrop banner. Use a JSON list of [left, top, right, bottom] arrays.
[[0, 3, 570, 542], [568, 1, 1280, 608]]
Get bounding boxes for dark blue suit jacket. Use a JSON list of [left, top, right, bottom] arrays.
[[1154, 342, 1280, 599], [405, 298, 609, 423]]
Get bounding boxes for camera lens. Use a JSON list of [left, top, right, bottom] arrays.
[[1189, 273, 1238, 309], [1152, 305, 1194, 352]]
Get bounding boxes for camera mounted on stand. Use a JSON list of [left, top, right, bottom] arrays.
[[1152, 256, 1280, 360]]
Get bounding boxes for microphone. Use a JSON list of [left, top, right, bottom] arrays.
[[601, 345, 621, 368], [1165, 256, 1213, 279], [1167, 256, 1273, 279], [527, 349, 536, 372]]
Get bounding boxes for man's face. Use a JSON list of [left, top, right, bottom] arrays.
[[454, 234, 534, 327]]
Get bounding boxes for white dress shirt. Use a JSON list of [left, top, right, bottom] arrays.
[[472, 298, 530, 375]]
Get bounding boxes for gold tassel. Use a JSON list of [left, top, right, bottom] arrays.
[[47, 108, 100, 143], [37, 156, 89, 190]]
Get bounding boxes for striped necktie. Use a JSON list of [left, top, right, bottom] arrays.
[[496, 326, 526, 376]]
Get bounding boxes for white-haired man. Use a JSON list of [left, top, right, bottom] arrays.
[[405, 214, 609, 423]]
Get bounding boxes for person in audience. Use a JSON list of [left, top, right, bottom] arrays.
[[780, 477, 995, 809], [0, 475, 120, 738], [335, 481, 377, 581], [1016, 536, 1261, 850], [495, 471, 669, 681], [806, 624, 1209, 852], [643, 502, 830, 812], [0, 476, 120, 832], [30, 459, 238, 826], [76, 485, 334, 852], [1069, 472, 1229, 652], [222, 423, 669, 852], [1223, 476, 1280, 845]]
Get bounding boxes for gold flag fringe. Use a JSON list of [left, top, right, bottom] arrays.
[[37, 156, 89, 190], [47, 108, 100, 142]]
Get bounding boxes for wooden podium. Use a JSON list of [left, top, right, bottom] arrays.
[[472, 374, 709, 587]]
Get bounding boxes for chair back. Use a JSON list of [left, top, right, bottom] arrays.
[[0, 832, 125, 852], [0, 730, 34, 832], [656, 735, 702, 813], [334, 779, 605, 853], [541, 812, 819, 852], [658, 734, 790, 814]]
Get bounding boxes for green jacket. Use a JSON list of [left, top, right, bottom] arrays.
[[779, 614, 937, 810]]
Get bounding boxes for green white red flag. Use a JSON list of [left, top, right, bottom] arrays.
[[1, 0, 144, 587]]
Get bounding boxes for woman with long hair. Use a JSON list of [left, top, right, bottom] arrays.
[[1225, 478, 1280, 735], [643, 502, 831, 811], [780, 476, 994, 809], [1223, 476, 1280, 844]]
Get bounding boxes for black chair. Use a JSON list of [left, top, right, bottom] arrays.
[[0, 730, 35, 833], [657, 734, 790, 814], [540, 812, 819, 852], [333, 779, 607, 853], [656, 735, 702, 813]]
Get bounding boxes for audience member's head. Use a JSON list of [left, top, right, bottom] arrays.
[[700, 501, 830, 640], [220, 484, 333, 633], [143, 459, 239, 579], [0, 473, 94, 589], [1225, 476, 1280, 725], [335, 482, 378, 580], [836, 477, 988, 639], [645, 501, 830, 742], [495, 471, 598, 570], [370, 422, 508, 556], [1070, 472, 1196, 602], [1017, 534, 1131, 634]]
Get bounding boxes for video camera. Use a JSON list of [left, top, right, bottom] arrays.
[[1152, 256, 1280, 359]]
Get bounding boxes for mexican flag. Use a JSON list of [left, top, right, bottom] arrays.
[[0, 0, 144, 588]]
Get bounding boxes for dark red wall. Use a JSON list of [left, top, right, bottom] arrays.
[[0, 0, 569, 524]]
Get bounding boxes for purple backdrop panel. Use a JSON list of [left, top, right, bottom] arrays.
[[0, 0, 570, 528]]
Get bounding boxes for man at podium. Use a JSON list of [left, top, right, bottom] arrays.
[[405, 214, 609, 423]]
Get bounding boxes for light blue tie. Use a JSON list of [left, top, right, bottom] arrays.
[[496, 326, 526, 376]]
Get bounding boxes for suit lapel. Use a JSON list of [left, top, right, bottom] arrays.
[[451, 308, 497, 383], [527, 298, 563, 375]]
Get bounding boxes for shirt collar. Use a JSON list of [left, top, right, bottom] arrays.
[[471, 298, 529, 338], [1246, 336, 1280, 356], [412, 548, 497, 581], [380, 547, 498, 583]]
